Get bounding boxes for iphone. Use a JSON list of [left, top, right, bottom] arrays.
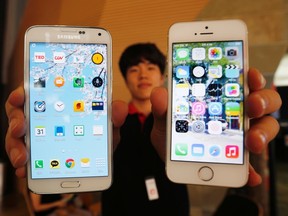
[[166, 20, 249, 187]]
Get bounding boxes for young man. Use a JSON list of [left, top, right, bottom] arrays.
[[101, 43, 189, 215]]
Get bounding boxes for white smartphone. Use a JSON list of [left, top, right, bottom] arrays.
[[24, 25, 112, 193], [166, 20, 249, 187]]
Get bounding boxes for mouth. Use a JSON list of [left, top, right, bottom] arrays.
[[138, 83, 152, 88]]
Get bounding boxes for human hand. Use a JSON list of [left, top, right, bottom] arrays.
[[150, 68, 281, 187], [5, 85, 128, 178]]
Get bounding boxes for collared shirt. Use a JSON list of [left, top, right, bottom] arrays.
[[128, 102, 147, 125]]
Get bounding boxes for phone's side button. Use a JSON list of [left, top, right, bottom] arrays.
[[61, 181, 81, 188], [198, 166, 214, 181]]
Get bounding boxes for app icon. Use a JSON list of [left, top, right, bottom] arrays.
[[225, 83, 240, 97], [96, 158, 106, 167], [74, 125, 84, 136], [73, 77, 84, 87], [92, 101, 104, 111], [191, 102, 206, 115], [74, 101, 84, 112], [175, 143, 188, 156], [55, 126, 65, 137], [175, 100, 189, 115], [209, 145, 221, 157], [208, 120, 222, 135], [225, 145, 239, 158], [35, 160, 44, 169], [92, 76, 103, 88], [208, 47, 222, 60], [92, 53, 103, 64], [191, 144, 204, 156], [191, 120, 205, 133], [192, 48, 205, 60], [192, 66, 205, 78], [50, 159, 60, 169], [33, 77, 46, 88], [54, 76, 65, 87], [175, 83, 189, 96], [65, 158, 75, 168], [34, 52, 45, 62], [192, 83, 205, 97], [54, 101, 65, 112], [53, 52, 65, 63], [93, 125, 104, 135], [225, 47, 238, 59], [207, 84, 222, 97], [34, 101, 46, 112], [208, 65, 222, 78], [225, 65, 240, 78], [225, 102, 240, 116], [35, 126, 46, 137], [208, 102, 222, 115], [176, 48, 189, 60], [175, 120, 189, 133], [176, 66, 189, 79], [81, 158, 90, 168]]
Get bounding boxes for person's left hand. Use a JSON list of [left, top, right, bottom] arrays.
[[150, 68, 282, 187]]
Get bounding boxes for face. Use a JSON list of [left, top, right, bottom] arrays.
[[125, 60, 165, 101]]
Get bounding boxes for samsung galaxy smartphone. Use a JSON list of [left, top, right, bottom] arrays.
[[24, 26, 112, 193], [166, 19, 249, 187]]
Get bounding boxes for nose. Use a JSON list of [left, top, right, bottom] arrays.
[[139, 65, 148, 79]]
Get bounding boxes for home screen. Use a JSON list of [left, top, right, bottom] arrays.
[[29, 42, 109, 179], [171, 41, 245, 165]]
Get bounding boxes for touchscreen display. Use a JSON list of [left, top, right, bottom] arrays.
[[29, 42, 109, 179], [171, 41, 245, 165]]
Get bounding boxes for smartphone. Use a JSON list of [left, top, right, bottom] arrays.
[[24, 26, 112, 193], [166, 20, 249, 187]]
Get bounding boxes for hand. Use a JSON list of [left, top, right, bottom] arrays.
[[5, 85, 128, 178], [150, 68, 282, 187]]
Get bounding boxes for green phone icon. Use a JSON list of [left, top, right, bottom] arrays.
[[175, 143, 188, 156], [35, 160, 44, 169]]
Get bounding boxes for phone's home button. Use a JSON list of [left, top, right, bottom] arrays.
[[61, 181, 80, 188], [198, 166, 214, 181]]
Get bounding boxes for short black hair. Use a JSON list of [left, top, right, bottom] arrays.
[[119, 43, 166, 79]]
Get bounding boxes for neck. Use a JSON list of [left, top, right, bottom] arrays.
[[131, 99, 151, 116]]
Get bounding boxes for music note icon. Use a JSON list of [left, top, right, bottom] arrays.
[[225, 145, 239, 158]]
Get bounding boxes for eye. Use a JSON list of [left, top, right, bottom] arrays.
[[127, 66, 139, 73]]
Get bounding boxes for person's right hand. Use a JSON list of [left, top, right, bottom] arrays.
[[5, 85, 128, 178]]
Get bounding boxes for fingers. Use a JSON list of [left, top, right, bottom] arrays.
[[248, 68, 266, 92], [5, 85, 25, 122], [247, 164, 262, 187]]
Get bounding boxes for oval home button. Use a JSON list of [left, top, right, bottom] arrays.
[[61, 181, 80, 188], [198, 166, 214, 181]]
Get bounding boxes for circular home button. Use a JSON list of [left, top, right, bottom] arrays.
[[198, 166, 214, 181], [61, 181, 80, 188]]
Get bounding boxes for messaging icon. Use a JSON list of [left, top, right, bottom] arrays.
[[81, 158, 90, 168], [50, 159, 60, 169]]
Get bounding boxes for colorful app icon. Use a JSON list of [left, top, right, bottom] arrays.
[[34, 52, 45, 62], [176, 48, 189, 60], [35, 126, 46, 137], [225, 65, 240, 78], [208, 120, 222, 135], [192, 83, 205, 97], [191, 120, 205, 133], [35, 160, 44, 169], [175, 120, 189, 133], [81, 158, 90, 168], [74, 101, 85, 112], [73, 77, 84, 87], [54, 76, 65, 87], [208, 65, 222, 78], [225, 47, 238, 59], [92, 76, 103, 88], [208, 47, 222, 60], [34, 101, 46, 112], [207, 84, 222, 97], [34, 77, 46, 88], [93, 125, 103, 135], [208, 102, 222, 115], [92, 101, 104, 111], [50, 159, 60, 169], [225, 102, 240, 116], [192, 48, 205, 60], [175, 83, 189, 96], [191, 102, 206, 115], [175, 143, 188, 156], [65, 158, 75, 168], [176, 66, 189, 79], [53, 52, 66, 63], [175, 100, 189, 115], [191, 144, 204, 156], [74, 125, 84, 136], [54, 101, 65, 112], [92, 53, 103, 64], [192, 66, 205, 78], [209, 145, 221, 157], [225, 145, 239, 158], [225, 83, 240, 97], [55, 126, 65, 136]]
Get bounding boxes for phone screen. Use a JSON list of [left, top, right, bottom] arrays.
[[171, 41, 245, 165], [29, 42, 109, 179]]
